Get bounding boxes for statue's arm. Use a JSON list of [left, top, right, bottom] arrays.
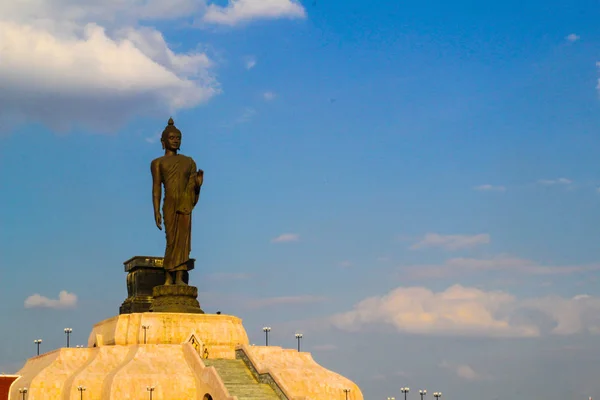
[[190, 159, 202, 207], [151, 159, 163, 230]]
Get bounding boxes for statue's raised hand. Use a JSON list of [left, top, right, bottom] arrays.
[[196, 169, 204, 187], [154, 211, 162, 230]]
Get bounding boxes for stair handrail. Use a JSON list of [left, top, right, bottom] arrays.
[[182, 342, 237, 400], [235, 345, 307, 400]]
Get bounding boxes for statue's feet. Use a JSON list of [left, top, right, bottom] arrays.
[[175, 271, 186, 285], [164, 273, 173, 286]]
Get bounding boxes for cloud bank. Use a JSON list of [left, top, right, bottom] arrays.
[[537, 178, 572, 186], [24, 290, 78, 309], [410, 233, 490, 251], [474, 184, 506, 192], [331, 285, 600, 337]]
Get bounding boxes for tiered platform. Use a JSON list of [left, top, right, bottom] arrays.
[[9, 313, 363, 400]]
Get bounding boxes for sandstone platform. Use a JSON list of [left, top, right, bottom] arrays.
[[9, 313, 364, 400], [88, 313, 249, 358]]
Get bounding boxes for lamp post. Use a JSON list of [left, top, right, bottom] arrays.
[[420, 389, 427, 400], [343, 388, 351, 400], [295, 333, 303, 352], [142, 325, 150, 344], [64, 328, 73, 348], [147, 386, 155, 400], [401, 387, 410, 400], [262, 327, 271, 346], [77, 385, 86, 400], [18, 388, 27, 400], [433, 392, 442, 400], [34, 339, 42, 356]]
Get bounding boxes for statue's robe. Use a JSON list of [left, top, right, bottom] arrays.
[[156, 154, 200, 272]]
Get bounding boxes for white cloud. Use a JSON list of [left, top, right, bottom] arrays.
[[203, 0, 306, 26], [456, 364, 480, 380], [566, 33, 580, 42], [474, 184, 506, 192], [271, 233, 299, 243], [405, 255, 600, 278], [0, 18, 219, 132], [263, 91, 277, 101], [439, 361, 484, 381], [330, 285, 600, 337], [410, 233, 490, 251], [245, 56, 257, 69], [537, 178, 573, 185], [24, 290, 77, 309], [248, 295, 327, 308], [338, 260, 352, 268]]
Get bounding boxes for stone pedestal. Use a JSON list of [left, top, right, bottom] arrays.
[[119, 256, 166, 314], [150, 285, 204, 314], [119, 256, 192, 314]]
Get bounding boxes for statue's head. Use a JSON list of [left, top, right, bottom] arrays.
[[161, 117, 182, 151]]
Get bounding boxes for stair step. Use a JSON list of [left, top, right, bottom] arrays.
[[204, 359, 281, 400]]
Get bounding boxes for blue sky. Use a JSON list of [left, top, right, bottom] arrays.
[[1, 0, 600, 399]]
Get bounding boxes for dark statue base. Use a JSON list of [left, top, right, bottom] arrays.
[[119, 256, 191, 314], [120, 256, 166, 314], [150, 285, 204, 314]]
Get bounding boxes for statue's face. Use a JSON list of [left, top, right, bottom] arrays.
[[163, 131, 181, 151]]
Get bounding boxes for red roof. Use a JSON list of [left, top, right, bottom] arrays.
[[0, 376, 19, 400]]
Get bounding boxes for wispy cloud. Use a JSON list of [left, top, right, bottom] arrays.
[[237, 107, 256, 123], [203, 0, 306, 26], [404, 255, 600, 278], [271, 233, 299, 243], [566, 33, 580, 42], [248, 295, 327, 308], [24, 290, 77, 309], [222, 107, 256, 128], [537, 178, 572, 186], [410, 233, 490, 251], [330, 284, 600, 337], [245, 56, 257, 70], [145, 131, 162, 144], [338, 260, 352, 268], [263, 91, 277, 101], [474, 184, 506, 192]]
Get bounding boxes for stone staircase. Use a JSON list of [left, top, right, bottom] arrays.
[[203, 358, 281, 400]]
